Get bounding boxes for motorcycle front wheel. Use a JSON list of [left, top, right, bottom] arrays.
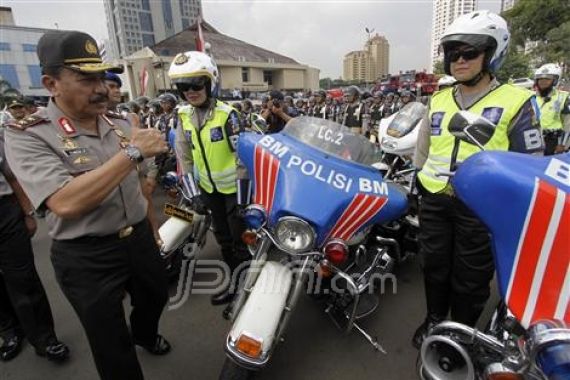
[[219, 358, 255, 380]]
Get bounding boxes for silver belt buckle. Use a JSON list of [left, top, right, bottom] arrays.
[[119, 226, 134, 239]]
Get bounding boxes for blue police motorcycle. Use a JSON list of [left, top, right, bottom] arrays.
[[418, 112, 570, 380], [219, 117, 409, 379]]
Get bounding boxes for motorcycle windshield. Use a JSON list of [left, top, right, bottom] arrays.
[[386, 102, 426, 138], [282, 117, 382, 167]]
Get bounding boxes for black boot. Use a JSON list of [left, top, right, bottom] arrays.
[[412, 313, 445, 349], [0, 333, 24, 361]]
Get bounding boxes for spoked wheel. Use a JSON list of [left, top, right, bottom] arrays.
[[219, 358, 255, 380]]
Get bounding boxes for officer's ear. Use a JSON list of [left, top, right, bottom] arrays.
[[41, 66, 64, 96], [42, 75, 58, 95]]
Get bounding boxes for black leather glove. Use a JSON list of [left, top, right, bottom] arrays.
[[191, 195, 208, 215]]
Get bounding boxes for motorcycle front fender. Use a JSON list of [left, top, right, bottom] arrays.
[[226, 261, 293, 368]]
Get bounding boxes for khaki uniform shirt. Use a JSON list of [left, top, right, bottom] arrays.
[[5, 99, 147, 240], [0, 127, 14, 197]]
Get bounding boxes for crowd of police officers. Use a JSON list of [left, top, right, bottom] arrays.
[[0, 9, 568, 380]]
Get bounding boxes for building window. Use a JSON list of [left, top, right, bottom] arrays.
[[161, 0, 174, 31], [142, 34, 155, 47], [242, 67, 249, 83], [22, 44, 37, 52], [0, 42, 10, 51], [140, 12, 153, 32], [0, 64, 19, 88], [182, 17, 190, 29], [263, 70, 273, 85], [27, 65, 42, 88], [141, 0, 150, 10]]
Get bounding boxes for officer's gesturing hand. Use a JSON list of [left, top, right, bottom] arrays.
[[130, 128, 169, 158]]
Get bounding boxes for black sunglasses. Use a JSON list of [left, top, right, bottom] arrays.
[[446, 48, 482, 62], [176, 77, 207, 92]]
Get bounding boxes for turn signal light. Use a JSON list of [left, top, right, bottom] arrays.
[[236, 333, 263, 358], [241, 230, 258, 245], [484, 363, 523, 380], [323, 239, 349, 266], [317, 259, 334, 278], [485, 374, 523, 380]]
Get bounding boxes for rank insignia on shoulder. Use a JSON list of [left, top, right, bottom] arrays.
[[6, 115, 49, 130], [73, 156, 92, 165]]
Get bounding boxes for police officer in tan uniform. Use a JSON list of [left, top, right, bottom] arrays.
[[5, 31, 170, 380]]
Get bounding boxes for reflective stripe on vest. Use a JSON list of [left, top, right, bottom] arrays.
[[179, 100, 237, 194], [536, 89, 568, 130], [417, 84, 532, 194]]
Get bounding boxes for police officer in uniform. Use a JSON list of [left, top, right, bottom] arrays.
[[369, 91, 384, 128], [169, 51, 250, 307], [533, 63, 570, 155], [5, 31, 170, 379], [412, 11, 543, 348], [313, 90, 327, 119], [341, 85, 366, 134], [4, 98, 27, 122], [0, 126, 69, 362]]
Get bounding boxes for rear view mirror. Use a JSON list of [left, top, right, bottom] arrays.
[[448, 110, 496, 150], [250, 113, 268, 134]]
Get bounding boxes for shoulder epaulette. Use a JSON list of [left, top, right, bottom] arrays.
[[105, 110, 126, 120], [6, 115, 49, 130]]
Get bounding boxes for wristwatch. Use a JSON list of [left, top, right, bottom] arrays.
[[124, 144, 144, 163]]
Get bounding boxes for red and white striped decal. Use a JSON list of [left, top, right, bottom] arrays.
[[253, 145, 280, 213], [506, 179, 570, 327], [326, 193, 387, 242]]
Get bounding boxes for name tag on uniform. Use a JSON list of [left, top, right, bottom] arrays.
[[210, 127, 224, 142], [431, 112, 444, 136], [64, 147, 89, 156]]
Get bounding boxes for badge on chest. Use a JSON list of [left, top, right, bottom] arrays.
[[210, 126, 224, 142]]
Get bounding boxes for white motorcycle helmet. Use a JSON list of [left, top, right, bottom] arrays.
[[168, 51, 219, 97], [534, 63, 562, 86], [438, 75, 456, 89], [440, 10, 510, 80]]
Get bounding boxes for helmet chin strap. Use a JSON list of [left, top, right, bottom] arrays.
[[538, 85, 553, 99], [457, 71, 485, 87]]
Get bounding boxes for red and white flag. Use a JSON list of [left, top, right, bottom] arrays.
[[195, 15, 205, 52], [139, 65, 148, 96]]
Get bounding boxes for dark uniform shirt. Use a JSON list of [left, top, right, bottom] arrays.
[[4, 99, 147, 240], [342, 101, 365, 128]]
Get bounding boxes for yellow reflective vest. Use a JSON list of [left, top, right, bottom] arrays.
[[179, 100, 237, 194], [417, 84, 533, 194], [536, 88, 569, 131]]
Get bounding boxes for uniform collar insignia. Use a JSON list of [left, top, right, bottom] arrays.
[[58, 117, 76, 134]]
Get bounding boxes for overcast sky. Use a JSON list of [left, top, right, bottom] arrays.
[[4, 0, 501, 78]]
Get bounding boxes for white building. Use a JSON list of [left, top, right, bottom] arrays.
[[0, 7, 55, 97], [104, 0, 202, 60], [430, 0, 478, 72]]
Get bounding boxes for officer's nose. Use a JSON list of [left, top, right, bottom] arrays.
[[95, 79, 109, 95]]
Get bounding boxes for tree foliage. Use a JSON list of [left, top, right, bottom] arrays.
[[495, 48, 532, 83], [503, 0, 570, 74], [433, 60, 445, 75]]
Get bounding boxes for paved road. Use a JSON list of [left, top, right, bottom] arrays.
[[0, 194, 499, 380]]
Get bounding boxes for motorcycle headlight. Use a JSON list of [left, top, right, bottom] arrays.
[[274, 216, 315, 253]]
